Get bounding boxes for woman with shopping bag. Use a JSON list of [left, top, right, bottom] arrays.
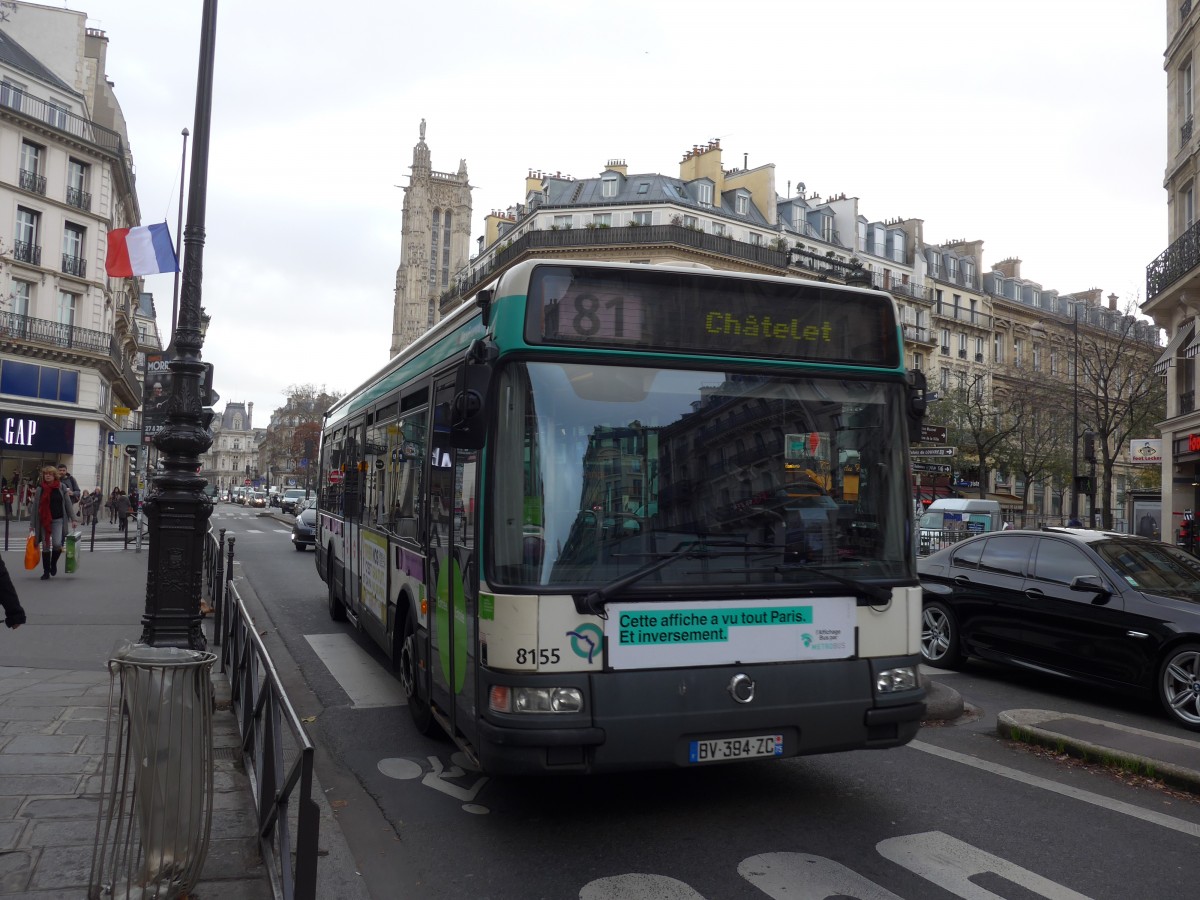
[[30, 465, 77, 580]]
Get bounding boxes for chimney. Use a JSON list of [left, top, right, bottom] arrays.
[[1108, 292, 1119, 311], [605, 158, 627, 176]]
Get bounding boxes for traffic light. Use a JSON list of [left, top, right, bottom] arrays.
[[1083, 431, 1096, 463], [1073, 475, 1093, 496]]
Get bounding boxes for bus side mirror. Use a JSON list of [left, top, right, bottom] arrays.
[[905, 369, 928, 437], [450, 363, 492, 450]]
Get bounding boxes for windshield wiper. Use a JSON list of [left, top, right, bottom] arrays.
[[578, 539, 770, 616], [773, 562, 892, 605]]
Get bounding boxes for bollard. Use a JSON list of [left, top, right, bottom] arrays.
[[216, 537, 233, 666], [90, 514, 96, 552]]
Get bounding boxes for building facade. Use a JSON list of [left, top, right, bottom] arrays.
[[433, 137, 1161, 527], [389, 121, 472, 356], [198, 401, 262, 495], [0, 4, 151, 505], [1145, 0, 1200, 544]]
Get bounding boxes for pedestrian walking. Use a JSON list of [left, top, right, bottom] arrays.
[[114, 490, 131, 541], [108, 488, 120, 525], [0, 556, 25, 629], [56, 464, 81, 505], [30, 465, 77, 580], [87, 487, 102, 525]]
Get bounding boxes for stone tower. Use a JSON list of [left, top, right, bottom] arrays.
[[390, 120, 473, 356]]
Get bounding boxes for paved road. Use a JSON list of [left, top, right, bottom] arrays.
[[221, 510, 1200, 899]]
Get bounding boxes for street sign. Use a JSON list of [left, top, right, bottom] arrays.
[[328, 469, 344, 484], [114, 429, 142, 446], [924, 391, 940, 402], [243, 478, 251, 486], [919, 424, 947, 444], [113, 406, 131, 416], [912, 462, 952, 474], [910, 446, 956, 457], [299, 458, 308, 468]]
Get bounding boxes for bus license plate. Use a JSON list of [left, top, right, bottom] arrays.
[[689, 734, 783, 763]]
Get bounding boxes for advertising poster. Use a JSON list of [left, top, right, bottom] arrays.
[[142, 351, 172, 443]]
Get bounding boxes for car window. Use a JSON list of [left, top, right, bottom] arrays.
[[1031, 538, 1101, 586], [977, 534, 1035, 576], [299, 508, 317, 525], [950, 540, 984, 570], [1093, 538, 1200, 594]]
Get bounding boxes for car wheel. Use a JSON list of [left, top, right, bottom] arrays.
[[293, 542, 303, 551], [1157, 643, 1200, 731], [327, 548, 346, 622], [398, 608, 434, 734], [921, 600, 964, 668]]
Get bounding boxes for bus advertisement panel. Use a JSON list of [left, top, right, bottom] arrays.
[[316, 260, 926, 774]]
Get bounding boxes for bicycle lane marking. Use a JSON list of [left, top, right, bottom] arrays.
[[910, 739, 1200, 838]]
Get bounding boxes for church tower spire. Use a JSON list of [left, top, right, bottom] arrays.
[[391, 121, 472, 357]]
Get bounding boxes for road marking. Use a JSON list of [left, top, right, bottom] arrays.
[[274, 529, 291, 534], [580, 875, 704, 899], [739, 853, 902, 899], [304, 633, 405, 709], [244, 529, 263, 534], [877, 832, 1091, 900], [911, 740, 1200, 838]]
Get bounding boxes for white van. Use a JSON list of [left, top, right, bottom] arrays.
[[918, 499, 1002, 554]]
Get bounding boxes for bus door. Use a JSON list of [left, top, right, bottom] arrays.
[[427, 377, 478, 740]]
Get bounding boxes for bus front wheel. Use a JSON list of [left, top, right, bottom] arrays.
[[399, 611, 434, 734]]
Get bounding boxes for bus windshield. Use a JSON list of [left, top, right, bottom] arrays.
[[489, 361, 913, 591]]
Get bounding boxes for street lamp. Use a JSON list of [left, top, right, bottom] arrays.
[[139, 0, 219, 650], [1070, 300, 1080, 524]]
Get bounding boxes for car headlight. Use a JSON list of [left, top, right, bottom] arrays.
[[875, 666, 918, 694], [489, 685, 584, 714]]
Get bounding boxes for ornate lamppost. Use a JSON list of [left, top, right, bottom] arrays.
[[140, 0, 219, 650]]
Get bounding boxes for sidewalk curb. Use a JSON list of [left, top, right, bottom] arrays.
[[921, 675, 964, 722], [998, 709, 1200, 795]]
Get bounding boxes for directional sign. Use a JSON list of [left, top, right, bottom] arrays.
[[912, 462, 952, 474], [910, 446, 956, 457], [919, 424, 947, 444]]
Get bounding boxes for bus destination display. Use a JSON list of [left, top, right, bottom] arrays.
[[527, 265, 899, 367]]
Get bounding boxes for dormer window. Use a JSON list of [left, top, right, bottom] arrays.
[[947, 257, 959, 279], [821, 215, 834, 242], [696, 183, 713, 206], [601, 176, 618, 198], [735, 192, 750, 215]]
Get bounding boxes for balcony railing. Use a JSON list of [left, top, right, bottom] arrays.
[[1184, 115, 1195, 146], [440, 224, 791, 305], [902, 324, 937, 345], [13, 240, 40, 266], [0, 310, 112, 352], [61, 254, 87, 278], [18, 168, 45, 195], [66, 185, 91, 211], [0, 87, 124, 157], [1146, 216, 1200, 298]]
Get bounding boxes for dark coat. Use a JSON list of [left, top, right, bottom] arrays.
[[0, 557, 26, 628]]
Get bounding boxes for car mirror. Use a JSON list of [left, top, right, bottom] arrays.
[[1070, 574, 1112, 602]]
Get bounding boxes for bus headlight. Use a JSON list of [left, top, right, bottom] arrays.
[[489, 686, 584, 714], [875, 666, 918, 694]]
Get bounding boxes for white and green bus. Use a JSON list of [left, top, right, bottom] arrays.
[[316, 259, 928, 774]]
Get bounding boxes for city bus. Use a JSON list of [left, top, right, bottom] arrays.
[[315, 259, 928, 774]]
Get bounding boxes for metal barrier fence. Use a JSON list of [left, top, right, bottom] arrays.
[[204, 528, 320, 900]]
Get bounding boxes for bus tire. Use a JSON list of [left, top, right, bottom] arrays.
[[327, 547, 346, 622], [399, 609, 434, 734]]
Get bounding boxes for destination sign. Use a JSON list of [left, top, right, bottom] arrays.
[[919, 424, 947, 443], [527, 265, 900, 367], [912, 462, 952, 474], [909, 446, 956, 457]]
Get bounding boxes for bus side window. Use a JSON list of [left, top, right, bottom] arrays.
[[392, 409, 427, 540]]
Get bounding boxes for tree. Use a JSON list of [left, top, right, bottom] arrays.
[[260, 384, 342, 488], [942, 373, 1022, 500], [1074, 300, 1165, 529], [994, 371, 1074, 520]]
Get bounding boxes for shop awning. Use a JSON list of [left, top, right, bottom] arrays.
[[1155, 321, 1195, 373]]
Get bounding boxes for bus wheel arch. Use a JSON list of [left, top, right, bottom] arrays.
[[327, 544, 346, 622], [397, 593, 434, 734]]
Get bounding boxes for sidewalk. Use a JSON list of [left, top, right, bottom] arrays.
[[0, 547, 271, 898]]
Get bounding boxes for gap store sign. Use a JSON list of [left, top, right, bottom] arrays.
[[1, 411, 75, 453]]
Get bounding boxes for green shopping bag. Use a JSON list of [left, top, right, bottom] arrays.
[[65, 531, 79, 574]]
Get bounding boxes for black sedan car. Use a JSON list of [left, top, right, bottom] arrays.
[[291, 506, 316, 551], [918, 527, 1200, 731]]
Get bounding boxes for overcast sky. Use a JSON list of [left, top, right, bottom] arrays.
[[66, 0, 1166, 421]]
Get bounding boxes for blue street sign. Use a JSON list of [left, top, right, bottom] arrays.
[[299, 458, 308, 468]]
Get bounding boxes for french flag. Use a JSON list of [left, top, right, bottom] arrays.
[[105, 223, 179, 277]]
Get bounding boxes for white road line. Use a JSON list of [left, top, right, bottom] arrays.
[[244, 529, 263, 534], [304, 633, 406, 709], [739, 853, 903, 899], [910, 740, 1200, 838], [274, 529, 291, 534]]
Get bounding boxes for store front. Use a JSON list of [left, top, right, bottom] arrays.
[[1168, 432, 1200, 550], [0, 410, 80, 515]]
